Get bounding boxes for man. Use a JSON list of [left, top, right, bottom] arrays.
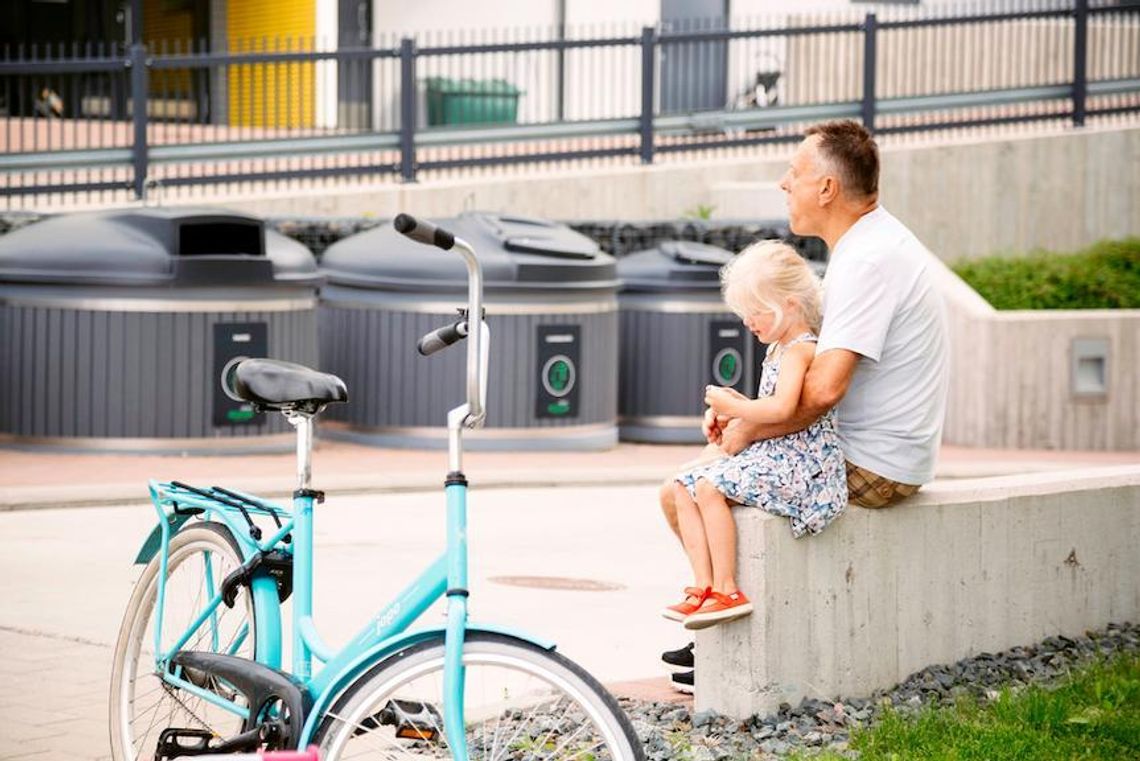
[[660, 120, 950, 693]]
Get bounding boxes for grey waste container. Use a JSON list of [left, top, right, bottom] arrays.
[[617, 241, 765, 444], [0, 208, 320, 453], [319, 212, 620, 450]]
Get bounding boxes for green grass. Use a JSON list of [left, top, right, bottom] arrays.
[[951, 238, 1140, 310], [795, 652, 1140, 761]]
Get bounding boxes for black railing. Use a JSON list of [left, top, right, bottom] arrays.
[[1, 0, 1138, 207]]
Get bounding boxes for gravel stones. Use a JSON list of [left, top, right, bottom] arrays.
[[692, 710, 718, 729], [622, 621, 1139, 759]]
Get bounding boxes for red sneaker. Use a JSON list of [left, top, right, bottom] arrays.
[[662, 586, 711, 622], [683, 590, 752, 629]]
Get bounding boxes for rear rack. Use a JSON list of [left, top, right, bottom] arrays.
[[158, 480, 291, 542]]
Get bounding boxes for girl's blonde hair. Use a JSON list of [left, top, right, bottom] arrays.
[[720, 240, 823, 333]]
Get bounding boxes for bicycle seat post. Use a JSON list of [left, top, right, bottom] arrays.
[[285, 407, 321, 680], [285, 410, 314, 492]]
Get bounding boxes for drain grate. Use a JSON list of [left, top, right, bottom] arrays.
[[488, 575, 625, 592]]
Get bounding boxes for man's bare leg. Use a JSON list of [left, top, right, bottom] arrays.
[[659, 479, 682, 542]]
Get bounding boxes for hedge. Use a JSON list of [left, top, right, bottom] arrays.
[[951, 238, 1140, 310]]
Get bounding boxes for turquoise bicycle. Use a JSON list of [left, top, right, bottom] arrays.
[[108, 215, 644, 761]]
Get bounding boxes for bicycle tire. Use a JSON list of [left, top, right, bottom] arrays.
[[314, 631, 645, 761], [108, 521, 257, 761]]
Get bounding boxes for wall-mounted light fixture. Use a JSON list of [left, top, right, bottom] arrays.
[[1071, 337, 1110, 398]]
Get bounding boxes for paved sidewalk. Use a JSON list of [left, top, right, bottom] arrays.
[[0, 485, 688, 760], [1, 439, 1137, 511], [0, 628, 112, 760], [0, 441, 1135, 760]]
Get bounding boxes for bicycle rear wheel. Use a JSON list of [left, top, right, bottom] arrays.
[[109, 522, 258, 761], [315, 631, 644, 761]]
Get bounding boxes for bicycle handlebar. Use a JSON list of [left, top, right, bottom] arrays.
[[393, 213, 455, 250], [393, 215, 487, 442], [417, 319, 468, 356]]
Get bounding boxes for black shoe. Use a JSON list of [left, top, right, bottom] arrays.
[[661, 642, 694, 670], [670, 669, 694, 694]]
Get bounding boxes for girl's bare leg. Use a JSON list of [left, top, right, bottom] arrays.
[[661, 444, 728, 545], [694, 478, 739, 595], [672, 482, 713, 590]]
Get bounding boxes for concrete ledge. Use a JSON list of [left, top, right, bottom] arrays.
[[695, 466, 1140, 718], [930, 254, 1140, 452]]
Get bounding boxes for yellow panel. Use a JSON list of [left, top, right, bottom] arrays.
[[227, 0, 316, 128], [144, 0, 196, 97]]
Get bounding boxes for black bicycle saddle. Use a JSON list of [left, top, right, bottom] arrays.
[[231, 358, 348, 411]]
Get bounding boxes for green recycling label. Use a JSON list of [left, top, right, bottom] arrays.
[[536, 326, 581, 419], [542, 355, 576, 398], [712, 347, 743, 387]]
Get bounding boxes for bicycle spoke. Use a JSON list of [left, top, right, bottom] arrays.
[[323, 709, 431, 761], [548, 736, 607, 761], [132, 686, 170, 754], [113, 527, 255, 761], [318, 640, 635, 761], [130, 685, 170, 724], [492, 676, 560, 760], [536, 716, 593, 761], [486, 676, 508, 761], [514, 695, 569, 761]]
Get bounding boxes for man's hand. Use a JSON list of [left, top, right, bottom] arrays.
[[702, 349, 861, 454], [719, 418, 762, 455]]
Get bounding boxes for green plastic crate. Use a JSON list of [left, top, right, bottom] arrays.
[[425, 77, 522, 126]]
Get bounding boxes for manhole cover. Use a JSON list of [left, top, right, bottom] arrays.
[[488, 575, 626, 592]]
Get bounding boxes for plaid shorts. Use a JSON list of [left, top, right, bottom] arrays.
[[845, 461, 920, 509]]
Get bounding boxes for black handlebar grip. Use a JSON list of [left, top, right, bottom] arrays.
[[394, 213, 455, 250], [417, 320, 469, 356]]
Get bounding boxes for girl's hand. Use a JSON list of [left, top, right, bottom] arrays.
[[716, 386, 748, 401], [702, 407, 723, 445], [704, 385, 741, 415]]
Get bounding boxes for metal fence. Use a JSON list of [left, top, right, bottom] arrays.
[[2, 0, 1138, 208]]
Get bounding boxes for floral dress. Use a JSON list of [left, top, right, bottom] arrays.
[[676, 332, 848, 538]]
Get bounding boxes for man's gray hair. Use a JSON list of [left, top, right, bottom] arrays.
[[804, 120, 879, 199]]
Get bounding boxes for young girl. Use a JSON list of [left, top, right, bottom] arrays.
[[666, 241, 848, 630]]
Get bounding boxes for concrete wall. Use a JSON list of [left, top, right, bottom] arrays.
[[932, 260, 1140, 451], [217, 123, 1140, 263], [880, 125, 1140, 263], [695, 466, 1140, 719]]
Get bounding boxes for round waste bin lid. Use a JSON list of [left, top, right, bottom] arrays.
[[321, 212, 617, 294], [0, 207, 319, 287], [617, 240, 734, 293]]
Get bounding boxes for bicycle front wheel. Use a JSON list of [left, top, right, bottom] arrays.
[[315, 632, 644, 761], [109, 521, 258, 761]]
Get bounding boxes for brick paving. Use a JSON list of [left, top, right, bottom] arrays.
[[2, 438, 1136, 511], [0, 484, 689, 760], [0, 441, 1133, 758], [0, 629, 113, 760]]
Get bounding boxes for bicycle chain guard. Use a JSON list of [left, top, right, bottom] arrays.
[[165, 651, 310, 755]]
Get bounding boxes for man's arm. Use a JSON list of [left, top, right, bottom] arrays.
[[718, 349, 861, 454]]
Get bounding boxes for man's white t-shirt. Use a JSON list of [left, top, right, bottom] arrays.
[[816, 206, 949, 485]]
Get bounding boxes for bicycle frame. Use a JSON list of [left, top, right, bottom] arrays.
[[146, 478, 457, 720], [140, 231, 509, 760]]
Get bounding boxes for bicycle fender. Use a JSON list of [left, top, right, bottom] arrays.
[[133, 512, 195, 564], [298, 623, 556, 746]]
